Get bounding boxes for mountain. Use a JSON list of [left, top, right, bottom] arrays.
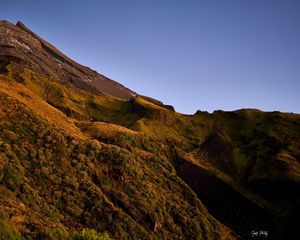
[[0, 20, 136, 100], [0, 20, 299, 240]]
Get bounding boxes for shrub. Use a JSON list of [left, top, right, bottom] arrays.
[[0, 165, 22, 191], [0, 220, 21, 240], [25, 228, 111, 240], [71, 228, 111, 240], [2, 129, 17, 142]]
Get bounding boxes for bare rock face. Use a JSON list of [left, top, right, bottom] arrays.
[[0, 20, 135, 100]]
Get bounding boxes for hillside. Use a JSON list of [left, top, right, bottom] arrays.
[[0, 20, 299, 240]]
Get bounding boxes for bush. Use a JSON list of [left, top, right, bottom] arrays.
[[71, 228, 111, 240], [0, 165, 22, 191], [0, 220, 21, 240]]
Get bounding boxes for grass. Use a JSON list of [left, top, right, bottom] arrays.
[[0, 75, 232, 239], [25, 228, 111, 240], [0, 222, 111, 240], [1, 60, 299, 239]]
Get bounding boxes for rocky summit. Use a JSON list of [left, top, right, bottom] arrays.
[[0, 20, 299, 240]]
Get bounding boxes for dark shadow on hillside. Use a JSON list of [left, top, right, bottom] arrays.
[[175, 159, 275, 240]]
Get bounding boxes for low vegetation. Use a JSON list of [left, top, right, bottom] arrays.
[[0, 20, 299, 239], [0, 76, 235, 239]]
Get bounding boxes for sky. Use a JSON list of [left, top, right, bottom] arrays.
[[1, 0, 300, 114]]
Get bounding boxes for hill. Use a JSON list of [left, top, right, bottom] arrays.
[[0, 20, 299, 240]]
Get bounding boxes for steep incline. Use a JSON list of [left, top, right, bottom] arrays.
[[0, 76, 237, 239], [0, 20, 135, 100]]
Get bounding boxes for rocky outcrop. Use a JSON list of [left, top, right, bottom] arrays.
[[129, 96, 174, 124], [139, 95, 175, 112]]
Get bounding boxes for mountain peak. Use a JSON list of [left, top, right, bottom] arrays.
[[0, 20, 136, 100], [16, 20, 35, 35], [16, 20, 25, 26]]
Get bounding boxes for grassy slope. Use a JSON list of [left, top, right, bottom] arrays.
[[1, 61, 299, 239], [0, 75, 237, 239]]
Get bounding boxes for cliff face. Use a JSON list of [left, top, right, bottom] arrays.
[[0, 20, 299, 240]]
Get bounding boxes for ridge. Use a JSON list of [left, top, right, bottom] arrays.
[[0, 20, 136, 100]]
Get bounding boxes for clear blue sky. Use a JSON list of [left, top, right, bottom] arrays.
[[1, 0, 300, 114]]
